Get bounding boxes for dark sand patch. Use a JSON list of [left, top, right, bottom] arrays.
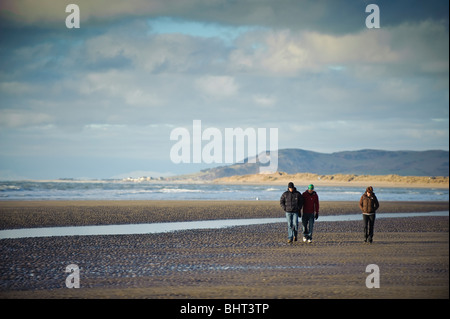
[[0, 200, 448, 229]]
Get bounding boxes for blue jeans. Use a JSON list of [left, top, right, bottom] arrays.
[[302, 213, 315, 240], [285, 212, 299, 240]]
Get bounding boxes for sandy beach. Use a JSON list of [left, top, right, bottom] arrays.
[[0, 200, 448, 299], [212, 172, 449, 188]]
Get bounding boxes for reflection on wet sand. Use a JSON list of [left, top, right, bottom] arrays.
[[1, 211, 447, 239]]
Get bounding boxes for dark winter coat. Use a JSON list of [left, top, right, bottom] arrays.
[[302, 190, 319, 215], [280, 188, 303, 213], [359, 192, 380, 215]]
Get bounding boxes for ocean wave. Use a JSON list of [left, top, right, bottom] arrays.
[[160, 188, 203, 193], [339, 191, 361, 195], [0, 185, 21, 191], [116, 189, 157, 194], [0, 181, 447, 201]]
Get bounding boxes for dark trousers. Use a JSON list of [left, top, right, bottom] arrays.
[[301, 213, 315, 240], [363, 214, 375, 242]]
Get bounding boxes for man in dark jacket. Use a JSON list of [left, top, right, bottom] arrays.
[[359, 186, 379, 243], [280, 182, 303, 243], [301, 184, 319, 243]]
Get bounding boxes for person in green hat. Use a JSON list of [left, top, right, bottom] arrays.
[[301, 184, 319, 243]]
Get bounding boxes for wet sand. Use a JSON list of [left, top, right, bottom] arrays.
[[0, 200, 448, 299]]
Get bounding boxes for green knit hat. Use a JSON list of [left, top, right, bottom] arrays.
[[308, 184, 314, 190]]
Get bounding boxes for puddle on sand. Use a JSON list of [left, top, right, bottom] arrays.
[[0, 211, 447, 240]]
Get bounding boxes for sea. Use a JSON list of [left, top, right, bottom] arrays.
[[0, 180, 448, 202]]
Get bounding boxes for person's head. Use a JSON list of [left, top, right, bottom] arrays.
[[288, 182, 294, 192], [308, 184, 314, 193], [366, 186, 374, 195]]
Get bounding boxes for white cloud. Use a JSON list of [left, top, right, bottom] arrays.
[[0, 81, 36, 95], [229, 28, 401, 75], [195, 75, 239, 98], [253, 94, 276, 107], [2, 19, 447, 129], [78, 69, 165, 108], [0, 109, 53, 128], [229, 29, 309, 75]]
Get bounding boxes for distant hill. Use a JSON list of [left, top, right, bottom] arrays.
[[192, 149, 449, 180]]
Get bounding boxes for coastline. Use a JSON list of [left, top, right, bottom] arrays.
[[212, 172, 450, 188], [9, 172, 449, 189], [0, 200, 448, 299]]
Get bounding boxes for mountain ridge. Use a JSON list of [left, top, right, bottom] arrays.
[[187, 148, 449, 180]]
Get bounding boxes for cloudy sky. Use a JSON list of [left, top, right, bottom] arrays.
[[0, 0, 448, 179]]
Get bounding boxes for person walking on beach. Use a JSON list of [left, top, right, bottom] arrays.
[[301, 184, 319, 243], [359, 186, 379, 244], [280, 182, 303, 243]]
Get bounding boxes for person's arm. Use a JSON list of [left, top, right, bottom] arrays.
[[314, 194, 319, 219], [374, 195, 380, 211], [280, 193, 286, 211], [298, 193, 303, 217], [359, 196, 364, 212]]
